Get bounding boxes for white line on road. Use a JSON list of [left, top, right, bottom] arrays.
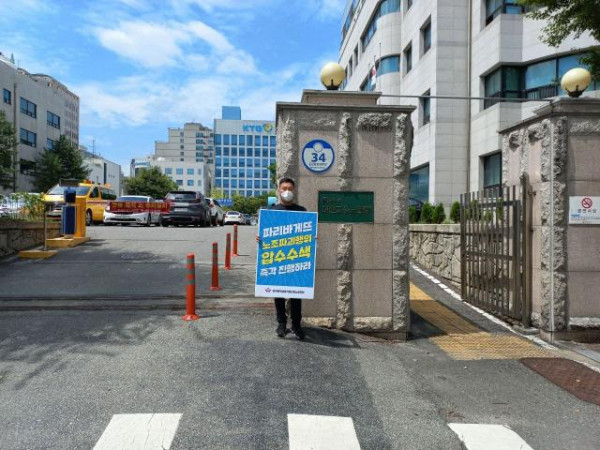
[[288, 414, 361, 450], [93, 413, 182, 450], [448, 423, 534, 450]]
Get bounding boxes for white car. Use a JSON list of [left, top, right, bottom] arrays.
[[205, 197, 225, 226], [103, 196, 161, 226], [223, 211, 244, 225]]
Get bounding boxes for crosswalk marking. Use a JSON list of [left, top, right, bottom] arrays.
[[93, 413, 182, 450], [448, 424, 534, 450], [288, 414, 361, 450]]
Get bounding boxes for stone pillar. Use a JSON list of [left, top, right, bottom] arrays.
[[275, 90, 415, 338], [501, 98, 600, 339]]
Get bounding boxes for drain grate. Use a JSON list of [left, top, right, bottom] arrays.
[[521, 357, 600, 406]]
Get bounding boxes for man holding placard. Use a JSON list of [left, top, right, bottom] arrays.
[[255, 178, 318, 341]]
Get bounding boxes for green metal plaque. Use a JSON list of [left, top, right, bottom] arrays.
[[318, 191, 374, 223]]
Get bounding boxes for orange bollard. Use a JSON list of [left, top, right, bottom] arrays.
[[182, 253, 199, 321], [224, 233, 232, 270], [210, 242, 221, 291], [232, 224, 239, 257]]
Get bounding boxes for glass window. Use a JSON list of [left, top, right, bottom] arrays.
[[409, 165, 429, 203], [254, 158, 261, 167], [231, 158, 238, 167], [262, 149, 268, 157], [262, 158, 268, 167], [270, 149, 276, 158], [262, 136, 268, 147], [19, 128, 36, 147], [254, 180, 260, 188], [224, 135, 230, 145], [224, 147, 230, 156], [47, 111, 60, 129], [270, 136, 276, 146], [239, 135, 245, 145], [361, 0, 400, 51], [525, 59, 556, 89], [262, 169, 268, 178], [176, 180, 183, 186], [422, 21, 431, 54], [176, 168, 183, 175], [3, 88, 11, 105], [187, 180, 194, 186], [246, 158, 253, 167], [215, 134, 222, 145], [421, 91, 431, 126], [224, 169, 230, 177], [484, 66, 523, 108], [187, 168, 194, 175], [404, 44, 412, 74], [165, 168, 173, 175], [239, 159, 246, 167], [216, 147, 222, 156], [20, 97, 37, 118], [215, 169, 222, 177], [231, 179, 238, 189], [223, 179, 229, 188], [486, 0, 524, 25], [262, 180, 268, 189], [215, 179, 222, 188], [246, 169, 252, 177], [198, 168, 202, 175], [46, 138, 55, 150], [239, 148, 245, 157], [254, 135, 261, 146], [223, 157, 230, 167], [232, 148, 238, 156], [216, 156, 222, 166], [239, 169, 245, 177], [483, 152, 502, 189], [379, 55, 400, 75]]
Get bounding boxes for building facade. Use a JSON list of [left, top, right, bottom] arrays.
[[81, 147, 122, 195], [213, 108, 276, 197], [155, 122, 214, 166], [0, 52, 79, 194], [339, 0, 599, 206], [129, 155, 210, 196]]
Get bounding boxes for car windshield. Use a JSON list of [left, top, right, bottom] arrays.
[[118, 196, 148, 202], [166, 192, 196, 201], [47, 185, 91, 196]]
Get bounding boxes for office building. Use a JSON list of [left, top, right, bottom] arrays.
[[213, 108, 276, 197], [130, 155, 211, 195], [0, 52, 79, 194], [81, 146, 122, 194], [222, 106, 242, 120], [339, 0, 599, 206], [155, 122, 214, 165]]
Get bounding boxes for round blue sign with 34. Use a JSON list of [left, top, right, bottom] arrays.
[[302, 139, 335, 173]]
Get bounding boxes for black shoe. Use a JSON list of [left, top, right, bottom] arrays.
[[276, 323, 288, 338], [291, 326, 305, 341]]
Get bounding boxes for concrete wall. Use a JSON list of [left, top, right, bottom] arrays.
[[501, 98, 600, 335], [409, 224, 461, 287], [276, 91, 414, 336], [0, 221, 60, 258]]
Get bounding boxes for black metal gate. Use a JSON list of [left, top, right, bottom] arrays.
[[460, 175, 532, 326]]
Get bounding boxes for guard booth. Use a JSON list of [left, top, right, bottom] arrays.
[[275, 90, 415, 338]]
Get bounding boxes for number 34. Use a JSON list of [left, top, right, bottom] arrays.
[[311, 153, 326, 163]]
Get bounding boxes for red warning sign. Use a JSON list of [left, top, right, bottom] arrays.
[[582, 197, 593, 209]]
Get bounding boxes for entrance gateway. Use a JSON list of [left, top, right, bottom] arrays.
[[275, 90, 415, 338]]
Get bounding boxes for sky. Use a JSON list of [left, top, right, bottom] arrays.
[[0, 0, 346, 172]]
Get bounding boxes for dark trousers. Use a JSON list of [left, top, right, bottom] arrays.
[[274, 298, 302, 328]]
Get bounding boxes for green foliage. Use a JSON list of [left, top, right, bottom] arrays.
[[267, 162, 277, 187], [519, 0, 600, 79], [450, 201, 461, 223], [483, 210, 494, 223], [124, 166, 178, 198], [14, 192, 45, 221], [409, 205, 418, 223], [432, 203, 446, 224], [231, 193, 269, 215], [209, 188, 226, 199], [34, 136, 90, 192], [419, 202, 434, 224], [0, 111, 17, 189]]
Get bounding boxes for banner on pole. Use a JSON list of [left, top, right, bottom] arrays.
[[255, 209, 318, 299]]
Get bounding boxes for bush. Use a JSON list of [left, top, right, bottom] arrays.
[[432, 203, 446, 224], [419, 202, 433, 223], [450, 201, 460, 223], [409, 205, 418, 223]]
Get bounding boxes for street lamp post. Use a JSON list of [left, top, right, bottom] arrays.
[[319, 62, 346, 91], [561, 68, 592, 98]]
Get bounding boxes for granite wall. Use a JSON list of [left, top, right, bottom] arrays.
[[0, 221, 60, 257], [409, 224, 461, 287]]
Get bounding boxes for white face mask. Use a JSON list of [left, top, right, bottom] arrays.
[[280, 190, 294, 202]]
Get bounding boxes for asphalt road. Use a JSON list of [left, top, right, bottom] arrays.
[[0, 224, 258, 300]]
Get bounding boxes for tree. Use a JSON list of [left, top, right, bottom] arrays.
[[267, 162, 277, 187], [519, 0, 600, 79], [124, 166, 177, 198], [0, 111, 17, 190], [34, 135, 90, 192]]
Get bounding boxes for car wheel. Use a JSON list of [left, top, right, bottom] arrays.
[[85, 210, 93, 226], [220, 217, 225, 226], [144, 213, 151, 227]]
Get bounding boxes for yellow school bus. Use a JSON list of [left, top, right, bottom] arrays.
[[43, 181, 118, 225]]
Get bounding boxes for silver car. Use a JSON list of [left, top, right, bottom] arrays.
[[103, 196, 161, 226], [205, 197, 225, 226]]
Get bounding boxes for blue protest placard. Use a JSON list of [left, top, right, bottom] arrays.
[[255, 209, 318, 299]]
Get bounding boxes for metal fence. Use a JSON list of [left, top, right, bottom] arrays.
[[460, 175, 532, 326]]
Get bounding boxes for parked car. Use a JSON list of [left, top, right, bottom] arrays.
[[43, 182, 118, 226], [161, 191, 211, 227], [204, 197, 225, 226], [223, 211, 244, 225], [409, 197, 424, 221], [242, 213, 252, 225], [103, 196, 161, 226]]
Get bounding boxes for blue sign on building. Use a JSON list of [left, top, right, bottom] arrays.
[[255, 210, 318, 299], [218, 198, 233, 207]]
